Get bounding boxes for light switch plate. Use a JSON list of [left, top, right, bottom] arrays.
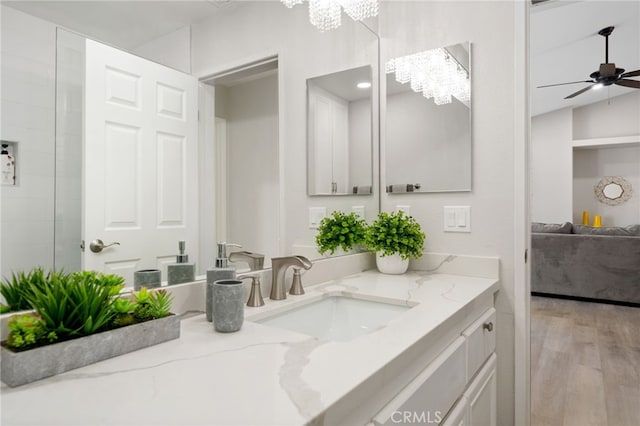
[[351, 205, 365, 218], [309, 207, 326, 229], [444, 206, 471, 233]]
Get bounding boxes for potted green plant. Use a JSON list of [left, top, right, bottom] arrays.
[[315, 210, 367, 256], [0, 269, 180, 387], [365, 211, 425, 274], [0, 267, 49, 314]]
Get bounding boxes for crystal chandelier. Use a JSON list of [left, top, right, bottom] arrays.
[[386, 48, 470, 107], [281, 0, 379, 32]]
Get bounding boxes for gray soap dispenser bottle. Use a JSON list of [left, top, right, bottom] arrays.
[[167, 240, 196, 285], [206, 242, 240, 322]]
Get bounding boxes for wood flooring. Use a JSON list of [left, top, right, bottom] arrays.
[[531, 296, 640, 426]]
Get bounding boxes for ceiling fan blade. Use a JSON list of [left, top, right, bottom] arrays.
[[621, 70, 640, 78], [615, 79, 640, 89], [564, 84, 596, 99], [537, 80, 593, 88]]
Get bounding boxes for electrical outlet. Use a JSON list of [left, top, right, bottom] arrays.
[[351, 205, 365, 218], [309, 207, 326, 229]]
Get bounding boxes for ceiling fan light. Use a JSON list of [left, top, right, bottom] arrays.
[[593, 83, 604, 90]]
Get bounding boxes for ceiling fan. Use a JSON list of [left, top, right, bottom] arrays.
[[538, 26, 640, 99]]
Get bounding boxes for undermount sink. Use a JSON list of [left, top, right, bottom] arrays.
[[253, 294, 414, 342]]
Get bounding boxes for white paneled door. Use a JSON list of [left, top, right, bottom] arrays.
[[83, 39, 198, 286]]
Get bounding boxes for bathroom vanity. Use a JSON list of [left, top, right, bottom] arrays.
[[0, 265, 499, 425]]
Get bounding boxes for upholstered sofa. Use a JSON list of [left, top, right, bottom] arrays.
[[531, 222, 640, 305]]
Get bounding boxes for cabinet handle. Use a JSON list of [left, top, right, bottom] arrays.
[[483, 322, 494, 332]]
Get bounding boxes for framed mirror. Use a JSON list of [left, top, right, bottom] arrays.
[[595, 176, 633, 206], [307, 65, 373, 196], [385, 42, 472, 193]]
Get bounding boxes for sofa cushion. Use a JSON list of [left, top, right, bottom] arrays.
[[531, 222, 573, 234], [573, 224, 640, 236]]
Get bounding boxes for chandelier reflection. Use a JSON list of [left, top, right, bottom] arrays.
[[281, 0, 379, 31], [386, 48, 470, 107]]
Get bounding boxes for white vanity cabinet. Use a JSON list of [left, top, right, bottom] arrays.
[[371, 306, 497, 426]]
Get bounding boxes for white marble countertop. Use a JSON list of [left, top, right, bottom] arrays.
[[1, 269, 499, 426]]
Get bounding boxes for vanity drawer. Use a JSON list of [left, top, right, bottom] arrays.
[[440, 395, 468, 426], [462, 308, 496, 382], [372, 337, 466, 426]]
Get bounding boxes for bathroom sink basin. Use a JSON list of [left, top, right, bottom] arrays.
[[254, 295, 413, 342]]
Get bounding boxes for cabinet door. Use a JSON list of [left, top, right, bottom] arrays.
[[462, 308, 496, 382], [373, 337, 466, 426], [463, 354, 496, 426]]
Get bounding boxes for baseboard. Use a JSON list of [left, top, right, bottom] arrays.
[[531, 292, 640, 308]]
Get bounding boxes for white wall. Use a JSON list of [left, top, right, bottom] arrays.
[[573, 145, 640, 226], [1, 6, 56, 276], [191, 2, 379, 255], [379, 2, 518, 424], [573, 92, 640, 140], [226, 73, 280, 262], [530, 108, 573, 223], [531, 92, 640, 225], [131, 26, 191, 74]]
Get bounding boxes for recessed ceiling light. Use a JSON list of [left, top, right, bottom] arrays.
[[357, 81, 372, 89], [593, 83, 604, 90]]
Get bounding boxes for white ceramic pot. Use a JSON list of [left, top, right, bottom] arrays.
[[375, 252, 409, 275]]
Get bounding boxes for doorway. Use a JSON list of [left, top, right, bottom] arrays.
[[529, 2, 640, 425], [201, 58, 280, 271]]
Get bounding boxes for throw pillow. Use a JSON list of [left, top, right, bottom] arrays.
[[531, 222, 573, 234]]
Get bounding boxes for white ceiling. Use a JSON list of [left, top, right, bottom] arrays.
[[4, 0, 639, 116], [531, 0, 640, 116], [2, 0, 238, 50]]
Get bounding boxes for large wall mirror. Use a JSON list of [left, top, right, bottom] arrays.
[[307, 65, 373, 196], [385, 42, 472, 193], [0, 1, 379, 283]]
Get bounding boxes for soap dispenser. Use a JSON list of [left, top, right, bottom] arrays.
[[206, 242, 241, 322], [167, 240, 196, 285]]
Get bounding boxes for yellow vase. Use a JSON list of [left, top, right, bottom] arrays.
[[593, 215, 602, 228], [582, 211, 590, 226]]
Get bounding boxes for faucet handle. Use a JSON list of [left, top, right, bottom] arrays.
[[289, 268, 305, 296], [238, 274, 264, 307]]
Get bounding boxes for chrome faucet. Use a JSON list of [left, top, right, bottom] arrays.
[[229, 251, 265, 271], [270, 255, 312, 300]]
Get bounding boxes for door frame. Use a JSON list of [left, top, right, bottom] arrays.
[[197, 53, 285, 268]]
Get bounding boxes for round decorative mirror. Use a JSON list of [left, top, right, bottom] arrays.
[[594, 176, 633, 206]]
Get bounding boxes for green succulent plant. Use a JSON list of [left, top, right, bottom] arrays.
[[28, 270, 120, 337], [365, 211, 425, 260], [111, 297, 137, 327], [0, 267, 49, 312], [315, 211, 367, 255], [133, 288, 174, 321], [3, 268, 170, 352], [5, 313, 57, 350]]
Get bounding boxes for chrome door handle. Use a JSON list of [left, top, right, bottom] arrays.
[[89, 239, 120, 253]]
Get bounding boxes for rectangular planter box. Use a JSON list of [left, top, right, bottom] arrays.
[[1, 314, 181, 387]]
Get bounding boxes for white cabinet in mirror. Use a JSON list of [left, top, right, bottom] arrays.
[[307, 65, 374, 196], [385, 42, 472, 193]]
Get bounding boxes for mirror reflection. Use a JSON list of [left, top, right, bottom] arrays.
[[603, 183, 624, 200], [3, 1, 382, 287], [307, 66, 373, 196], [385, 42, 472, 193]]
